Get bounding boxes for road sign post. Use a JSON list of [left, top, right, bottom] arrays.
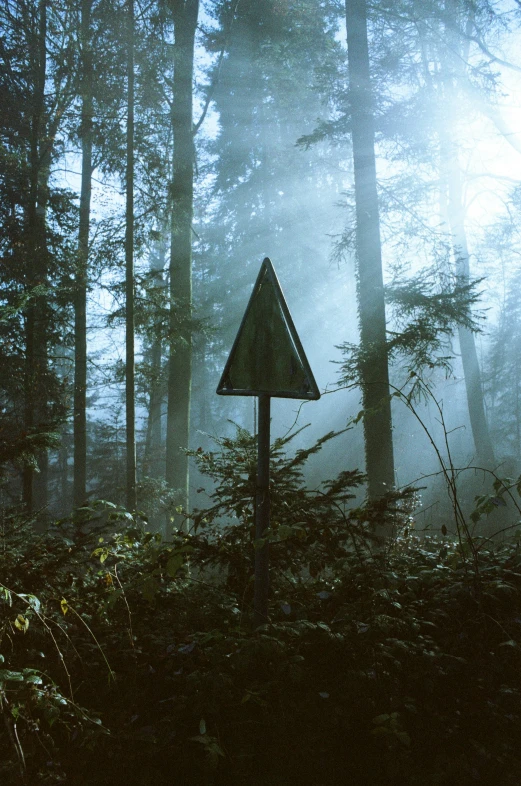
[[254, 394, 270, 626], [217, 258, 320, 626]]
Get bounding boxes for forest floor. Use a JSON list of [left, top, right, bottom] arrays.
[[1, 506, 521, 786]]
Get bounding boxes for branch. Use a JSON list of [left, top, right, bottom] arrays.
[[193, 0, 241, 136], [467, 31, 521, 75]]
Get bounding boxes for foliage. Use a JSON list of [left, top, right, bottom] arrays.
[[1, 429, 521, 783], [486, 262, 521, 462], [337, 268, 485, 400]]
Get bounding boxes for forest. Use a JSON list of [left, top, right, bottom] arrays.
[[2, 0, 521, 783]]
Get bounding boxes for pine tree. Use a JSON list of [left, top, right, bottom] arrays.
[[73, 0, 94, 508], [345, 0, 395, 499], [165, 0, 199, 521], [0, 0, 77, 511], [125, 0, 137, 511]]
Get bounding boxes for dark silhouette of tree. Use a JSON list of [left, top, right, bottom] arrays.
[[73, 0, 94, 508], [345, 0, 395, 499], [125, 0, 137, 511], [165, 0, 199, 520]]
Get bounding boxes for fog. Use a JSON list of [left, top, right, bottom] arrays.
[[2, 0, 521, 537]]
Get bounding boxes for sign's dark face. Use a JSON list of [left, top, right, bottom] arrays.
[[217, 258, 320, 400]]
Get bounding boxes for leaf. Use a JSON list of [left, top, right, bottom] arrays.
[[141, 576, 159, 603], [105, 589, 123, 607], [372, 714, 390, 725], [207, 741, 225, 758], [396, 731, 411, 746], [60, 598, 68, 616], [23, 670, 43, 685], [166, 553, 184, 578], [91, 547, 109, 564], [1, 587, 12, 606], [14, 614, 29, 632], [277, 524, 294, 541], [199, 718, 206, 735], [0, 670, 24, 682], [20, 594, 41, 613]]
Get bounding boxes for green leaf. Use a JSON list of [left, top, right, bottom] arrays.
[[19, 594, 41, 613], [166, 553, 184, 578], [1, 587, 12, 606], [14, 614, 29, 632], [23, 670, 43, 685], [0, 669, 24, 682], [396, 731, 411, 746], [372, 714, 390, 725], [140, 576, 159, 603], [91, 547, 109, 564], [105, 589, 123, 607]]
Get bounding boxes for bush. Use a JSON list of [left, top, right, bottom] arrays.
[[1, 429, 521, 784]]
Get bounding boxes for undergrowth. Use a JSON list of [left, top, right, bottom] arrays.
[[1, 427, 521, 785]]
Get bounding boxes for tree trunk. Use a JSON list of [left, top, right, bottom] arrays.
[[166, 0, 199, 522], [23, 0, 49, 513], [73, 0, 93, 508], [437, 1, 495, 467], [444, 144, 495, 466], [143, 235, 167, 480], [125, 0, 137, 511], [345, 0, 395, 499]]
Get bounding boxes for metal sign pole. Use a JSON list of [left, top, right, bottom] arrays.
[[216, 257, 320, 627], [254, 393, 270, 627]]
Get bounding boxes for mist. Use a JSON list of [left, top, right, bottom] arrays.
[[2, 0, 521, 533], [4, 2, 521, 782]]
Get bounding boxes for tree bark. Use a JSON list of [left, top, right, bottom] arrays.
[[125, 0, 137, 511], [73, 0, 93, 508], [143, 234, 167, 480], [438, 0, 495, 466], [345, 0, 395, 499], [166, 0, 199, 522], [444, 144, 495, 465], [23, 0, 49, 512]]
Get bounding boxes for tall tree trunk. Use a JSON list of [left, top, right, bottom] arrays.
[[438, 1, 495, 466], [444, 144, 495, 466], [73, 0, 93, 508], [143, 234, 167, 480], [23, 0, 48, 512], [345, 0, 395, 500], [125, 0, 137, 511], [166, 0, 199, 521]]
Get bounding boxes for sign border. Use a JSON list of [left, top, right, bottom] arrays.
[[216, 257, 320, 400]]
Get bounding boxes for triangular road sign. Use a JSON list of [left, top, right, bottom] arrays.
[[216, 258, 320, 400]]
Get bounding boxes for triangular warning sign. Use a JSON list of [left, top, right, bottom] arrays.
[[216, 258, 320, 400]]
